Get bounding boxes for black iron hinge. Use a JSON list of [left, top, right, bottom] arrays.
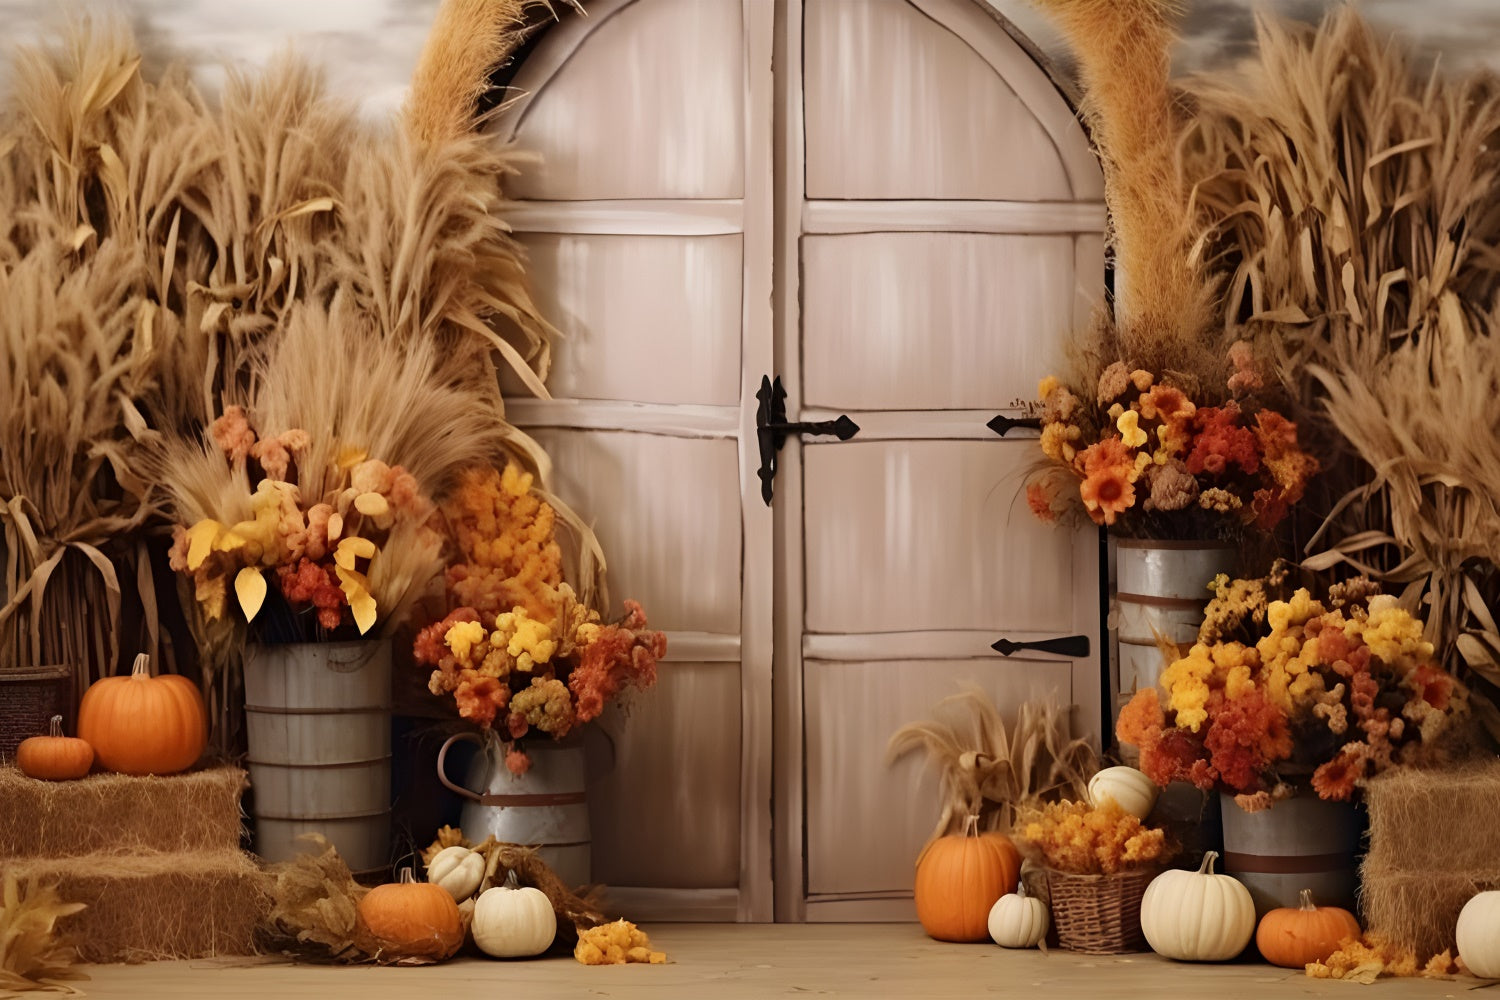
[[987, 414, 1042, 437], [991, 634, 1091, 658]]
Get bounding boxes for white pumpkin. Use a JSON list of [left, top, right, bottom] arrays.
[[472, 885, 557, 958], [1457, 890, 1500, 978], [1087, 766, 1159, 820], [988, 883, 1049, 949], [426, 845, 485, 902], [1140, 851, 1255, 962]]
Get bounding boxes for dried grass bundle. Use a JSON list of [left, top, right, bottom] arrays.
[[260, 835, 370, 963], [1, 3, 574, 711], [0, 874, 86, 995], [887, 688, 1097, 844], [1029, 0, 1219, 379], [1183, 9, 1500, 732]]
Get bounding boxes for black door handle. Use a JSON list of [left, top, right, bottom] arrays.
[[991, 634, 1090, 658], [987, 414, 1042, 437], [756, 376, 860, 505]]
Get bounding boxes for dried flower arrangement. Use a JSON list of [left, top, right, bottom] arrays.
[[413, 465, 665, 774], [1020, 1, 1318, 541], [1117, 570, 1472, 810], [1027, 353, 1318, 537]]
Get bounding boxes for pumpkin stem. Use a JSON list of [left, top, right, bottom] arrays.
[[1300, 888, 1316, 911], [963, 814, 980, 838], [49, 715, 63, 738], [1197, 850, 1219, 875], [131, 653, 151, 679], [398, 867, 416, 885]]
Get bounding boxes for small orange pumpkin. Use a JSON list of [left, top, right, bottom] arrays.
[[1255, 889, 1362, 968], [357, 867, 464, 961], [914, 815, 1021, 942], [16, 715, 94, 780], [78, 654, 207, 776]]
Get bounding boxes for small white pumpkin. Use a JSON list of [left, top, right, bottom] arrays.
[[1140, 851, 1255, 962], [1457, 890, 1500, 978], [426, 845, 486, 902], [988, 882, 1049, 949], [472, 885, 557, 959], [1087, 765, 1159, 820]]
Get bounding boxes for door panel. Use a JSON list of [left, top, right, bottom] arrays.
[[800, 233, 1081, 410], [802, 0, 1071, 200], [802, 440, 1079, 634], [803, 657, 1074, 896], [519, 233, 744, 405], [510, 0, 745, 200], [586, 660, 742, 887]]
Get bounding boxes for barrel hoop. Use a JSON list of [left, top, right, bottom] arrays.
[[476, 791, 588, 807], [245, 704, 391, 715], [1115, 591, 1211, 610], [246, 756, 392, 769], [255, 808, 392, 822], [1222, 851, 1353, 875], [1117, 637, 1190, 648]]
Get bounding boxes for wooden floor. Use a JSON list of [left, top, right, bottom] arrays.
[[71, 924, 1469, 999]]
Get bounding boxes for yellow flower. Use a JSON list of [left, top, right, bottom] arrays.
[[445, 620, 487, 662], [493, 607, 557, 672], [1040, 422, 1080, 463], [1038, 375, 1061, 400], [1162, 643, 1216, 731], [1117, 408, 1147, 447], [1107, 402, 1125, 421], [1129, 369, 1155, 392]]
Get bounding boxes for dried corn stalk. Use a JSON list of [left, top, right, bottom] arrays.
[[0, 874, 87, 994], [887, 688, 1098, 844]]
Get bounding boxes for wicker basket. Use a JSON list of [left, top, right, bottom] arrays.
[[0, 665, 74, 760], [1044, 867, 1154, 955]]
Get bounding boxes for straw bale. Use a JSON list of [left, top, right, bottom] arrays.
[[1360, 863, 1500, 960], [1363, 761, 1500, 874], [0, 766, 245, 859], [0, 850, 270, 963]]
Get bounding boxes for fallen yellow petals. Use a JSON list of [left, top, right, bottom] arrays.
[[334, 565, 378, 634]]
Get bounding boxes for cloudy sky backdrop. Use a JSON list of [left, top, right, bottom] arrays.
[[1, 0, 1497, 115]]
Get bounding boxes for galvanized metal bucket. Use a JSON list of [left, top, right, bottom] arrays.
[[1113, 539, 1235, 712], [1220, 791, 1362, 917], [438, 732, 591, 887], [244, 640, 392, 874]]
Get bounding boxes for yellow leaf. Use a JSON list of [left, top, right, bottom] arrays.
[[214, 530, 248, 553], [235, 567, 268, 621], [336, 445, 368, 470], [335, 566, 378, 635], [353, 492, 389, 517], [327, 512, 344, 542], [185, 520, 222, 571], [334, 536, 377, 570]]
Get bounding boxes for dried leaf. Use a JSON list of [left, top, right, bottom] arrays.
[[235, 567, 268, 621]]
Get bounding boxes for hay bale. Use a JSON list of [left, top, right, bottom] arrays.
[[1359, 864, 1500, 960], [0, 850, 271, 963], [1363, 760, 1500, 873], [1358, 760, 1500, 957], [0, 766, 245, 858]]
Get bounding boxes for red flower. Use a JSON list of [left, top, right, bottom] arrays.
[[1187, 404, 1261, 477], [1412, 663, 1455, 711]]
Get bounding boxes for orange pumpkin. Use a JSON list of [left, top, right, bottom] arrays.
[[357, 868, 464, 961], [1255, 889, 1362, 968], [16, 715, 94, 780], [78, 654, 207, 776], [914, 815, 1021, 942]]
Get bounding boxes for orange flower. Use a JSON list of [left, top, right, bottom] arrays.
[[1077, 436, 1133, 476], [1079, 465, 1136, 525], [1026, 481, 1058, 524]]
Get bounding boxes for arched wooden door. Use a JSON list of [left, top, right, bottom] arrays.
[[497, 0, 1104, 923]]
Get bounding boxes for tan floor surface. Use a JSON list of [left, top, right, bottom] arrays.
[[66, 924, 1475, 1000]]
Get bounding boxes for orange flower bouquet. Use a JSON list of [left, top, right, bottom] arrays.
[[412, 464, 665, 774], [1117, 572, 1470, 810], [1026, 347, 1318, 539]]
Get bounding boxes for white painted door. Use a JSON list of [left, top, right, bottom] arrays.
[[775, 0, 1106, 922], [497, 0, 1104, 923]]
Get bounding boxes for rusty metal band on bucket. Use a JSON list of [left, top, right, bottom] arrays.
[[1221, 851, 1353, 875]]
